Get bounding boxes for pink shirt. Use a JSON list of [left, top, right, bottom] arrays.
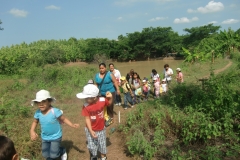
[[177, 72, 183, 83]]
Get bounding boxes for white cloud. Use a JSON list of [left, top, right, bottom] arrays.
[[222, 19, 239, 24], [45, 5, 61, 10], [117, 17, 123, 20], [9, 8, 28, 17], [208, 21, 218, 24], [149, 17, 168, 22], [173, 17, 198, 24], [187, 1, 224, 14]]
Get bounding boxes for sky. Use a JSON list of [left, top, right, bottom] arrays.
[[0, 0, 240, 48]]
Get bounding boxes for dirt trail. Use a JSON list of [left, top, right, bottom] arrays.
[[60, 60, 233, 160], [60, 101, 133, 160], [202, 60, 233, 78]]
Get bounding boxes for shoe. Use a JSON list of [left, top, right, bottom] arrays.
[[101, 157, 107, 160], [131, 105, 134, 108], [124, 107, 128, 110], [61, 151, 67, 160], [118, 103, 121, 106], [115, 103, 119, 106]]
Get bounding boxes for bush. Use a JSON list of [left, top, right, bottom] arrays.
[[122, 67, 240, 159]]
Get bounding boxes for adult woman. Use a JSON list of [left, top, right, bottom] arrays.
[[163, 64, 173, 84], [109, 63, 122, 106], [95, 63, 120, 121], [126, 69, 134, 84]]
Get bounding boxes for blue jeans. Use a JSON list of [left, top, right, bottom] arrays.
[[124, 92, 134, 107], [42, 137, 65, 160]]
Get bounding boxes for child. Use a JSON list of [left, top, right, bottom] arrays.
[[88, 79, 94, 84], [77, 84, 112, 160], [0, 135, 19, 160], [30, 90, 79, 160], [142, 79, 149, 101], [160, 79, 168, 96], [151, 69, 160, 82], [132, 72, 142, 104], [120, 76, 134, 110], [153, 77, 160, 98], [176, 68, 184, 84]]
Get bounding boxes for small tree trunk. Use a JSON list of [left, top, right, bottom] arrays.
[[211, 51, 214, 64]]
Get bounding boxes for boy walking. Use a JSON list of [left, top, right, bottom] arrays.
[[120, 76, 134, 110], [76, 84, 112, 160]]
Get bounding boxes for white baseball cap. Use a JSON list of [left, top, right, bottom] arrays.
[[31, 90, 56, 106], [162, 78, 166, 82], [76, 84, 99, 99], [176, 68, 181, 71], [142, 79, 146, 83], [153, 77, 157, 81]]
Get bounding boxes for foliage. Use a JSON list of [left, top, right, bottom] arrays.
[[122, 64, 240, 159], [0, 66, 97, 159], [0, 25, 240, 74], [183, 24, 221, 48]]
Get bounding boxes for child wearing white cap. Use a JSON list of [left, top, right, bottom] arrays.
[[160, 79, 168, 95], [30, 90, 79, 160], [77, 84, 112, 160], [176, 68, 184, 83]]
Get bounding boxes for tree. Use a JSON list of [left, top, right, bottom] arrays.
[[0, 20, 3, 30], [218, 28, 240, 55], [183, 24, 221, 49]]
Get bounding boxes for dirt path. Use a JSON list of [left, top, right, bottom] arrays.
[[60, 101, 133, 160], [60, 60, 234, 160], [202, 60, 233, 78]]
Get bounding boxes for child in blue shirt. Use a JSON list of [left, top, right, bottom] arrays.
[[30, 90, 79, 160]]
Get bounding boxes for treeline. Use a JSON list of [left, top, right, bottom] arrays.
[[0, 24, 240, 74]]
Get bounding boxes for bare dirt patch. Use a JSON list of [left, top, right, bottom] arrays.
[[65, 62, 89, 67]]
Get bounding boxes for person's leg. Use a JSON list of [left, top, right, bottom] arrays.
[[116, 94, 121, 105], [85, 128, 98, 159], [123, 93, 128, 109], [107, 92, 116, 118], [49, 137, 64, 159], [118, 94, 122, 105], [126, 92, 134, 106], [97, 129, 107, 159], [42, 140, 51, 160]]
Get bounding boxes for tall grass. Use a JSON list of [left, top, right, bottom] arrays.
[[0, 66, 97, 159], [122, 55, 240, 159]]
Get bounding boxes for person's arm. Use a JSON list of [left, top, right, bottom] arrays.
[[128, 84, 134, 96], [58, 115, 79, 128], [30, 119, 39, 141], [106, 91, 113, 105], [169, 69, 173, 76], [85, 116, 97, 138], [111, 74, 120, 95], [94, 73, 99, 87]]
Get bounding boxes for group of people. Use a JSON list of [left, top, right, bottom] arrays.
[[0, 62, 183, 160]]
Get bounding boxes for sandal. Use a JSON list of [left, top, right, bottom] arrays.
[[105, 118, 113, 127]]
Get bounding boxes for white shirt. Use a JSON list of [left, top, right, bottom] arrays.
[[112, 69, 121, 83], [164, 68, 173, 81], [151, 73, 160, 80], [161, 84, 167, 92]]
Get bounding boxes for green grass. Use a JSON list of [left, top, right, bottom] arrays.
[[0, 57, 238, 159], [121, 55, 240, 159]]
